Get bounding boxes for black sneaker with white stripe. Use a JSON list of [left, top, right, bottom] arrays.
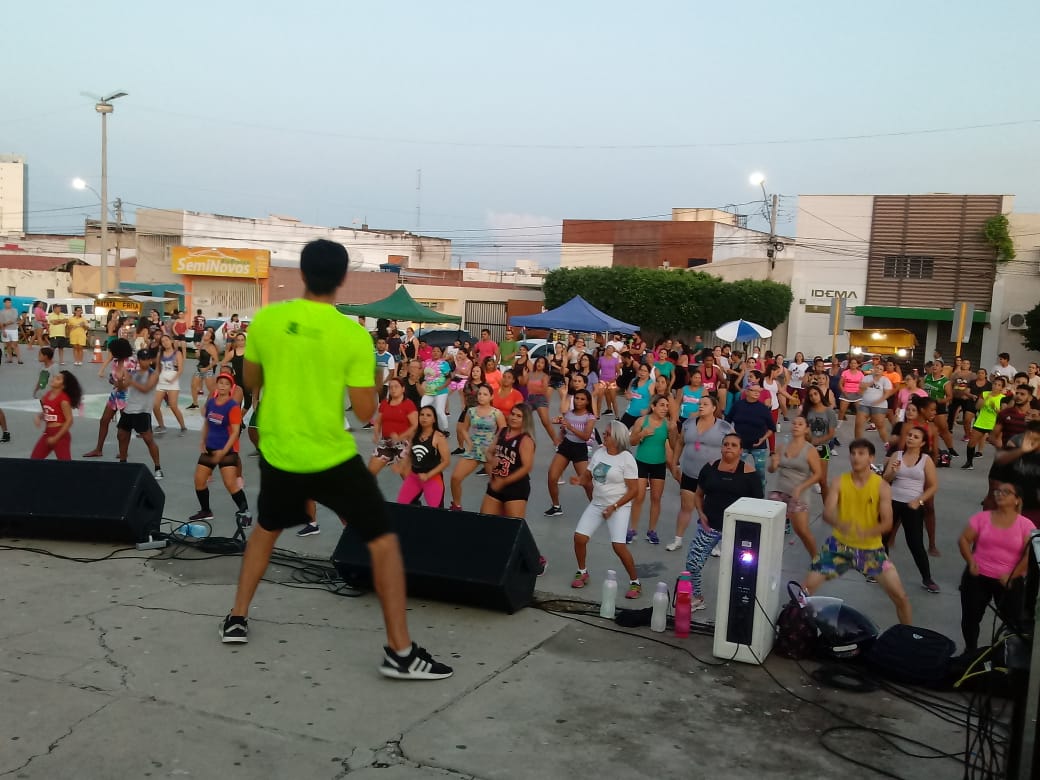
[[220, 614, 249, 644], [379, 642, 453, 680]]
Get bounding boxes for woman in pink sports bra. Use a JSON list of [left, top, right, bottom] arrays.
[[837, 357, 865, 427]]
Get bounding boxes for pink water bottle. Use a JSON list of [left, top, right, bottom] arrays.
[[674, 571, 693, 638]]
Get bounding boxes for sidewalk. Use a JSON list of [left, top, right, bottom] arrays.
[[0, 356, 996, 778]]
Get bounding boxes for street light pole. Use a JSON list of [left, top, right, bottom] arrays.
[[85, 90, 127, 295], [749, 172, 782, 280]]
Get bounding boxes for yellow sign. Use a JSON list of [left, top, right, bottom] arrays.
[[171, 247, 270, 279]]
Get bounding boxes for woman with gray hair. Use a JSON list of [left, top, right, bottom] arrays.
[[569, 420, 643, 598]]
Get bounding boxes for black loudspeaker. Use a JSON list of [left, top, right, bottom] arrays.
[[0, 458, 165, 544], [331, 502, 540, 613]]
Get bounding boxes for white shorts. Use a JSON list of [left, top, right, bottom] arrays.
[[574, 501, 631, 544], [1, 328, 18, 343]]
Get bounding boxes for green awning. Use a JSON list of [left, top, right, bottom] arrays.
[[853, 305, 989, 323]]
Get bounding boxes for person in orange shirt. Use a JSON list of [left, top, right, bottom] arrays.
[[882, 358, 904, 429]]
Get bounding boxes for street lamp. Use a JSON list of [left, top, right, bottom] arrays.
[[73, 177, 123, 292], [81, 89, 128, 295], [748, 171, 781, 277]]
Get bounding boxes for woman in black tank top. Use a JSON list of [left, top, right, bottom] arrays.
[[481, 403, 537, 518], [396, 407, 451, 507]]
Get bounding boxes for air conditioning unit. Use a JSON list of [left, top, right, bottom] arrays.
[[1008, 312, 1028, 331]]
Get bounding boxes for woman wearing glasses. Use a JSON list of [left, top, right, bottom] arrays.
[[957, 482, 1034, 652]]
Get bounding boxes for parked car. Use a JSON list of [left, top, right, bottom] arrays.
[[417, 328, 474, 350], [501, 339, 548, 369], [186, 317, 251, 352]]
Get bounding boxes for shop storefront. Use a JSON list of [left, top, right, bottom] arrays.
[[171, 247, 270, 317]]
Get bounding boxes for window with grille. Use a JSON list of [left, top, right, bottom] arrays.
[[883, 255, 934, 279], [416, 300, 443, 311]]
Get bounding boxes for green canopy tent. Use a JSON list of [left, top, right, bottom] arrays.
[[334, 285, 461, 324]]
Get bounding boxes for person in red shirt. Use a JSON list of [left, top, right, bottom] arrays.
[[492, 369, 524, 417], [472, 328, 499, 364], [369, 376, 419, 477], [31, 370, 83, 461]]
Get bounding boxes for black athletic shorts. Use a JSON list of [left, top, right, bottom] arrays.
[[680, 472, 699, 493], [198, 450, 240, 470], [256, 454, 391, 541], [637, 459, 667, 481], [934, 402, 948, 416], [556, 437, 589, 463], [117, 411, 151, 434], [50, 336, 70, 349], [486, 478, 531, 504]]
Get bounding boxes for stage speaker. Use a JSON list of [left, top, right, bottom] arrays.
[[0, 458, 165, 544], [713, 497, 787, 665], [331, 502, 540, 613]]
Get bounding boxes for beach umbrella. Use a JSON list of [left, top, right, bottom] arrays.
[[714, 319, 772, 342]]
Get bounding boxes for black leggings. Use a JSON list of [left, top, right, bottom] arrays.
[[885, 501, 931, 582], [959, 569, 1024, 651]]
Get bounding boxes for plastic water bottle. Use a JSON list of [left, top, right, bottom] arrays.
[[675, 571, 693, 638], [599, 570, 618, 619], [180, 522, 210, 539], [651, 582, 669, 632]]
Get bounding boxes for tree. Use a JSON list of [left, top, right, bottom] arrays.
[[542, 267, 793, 334], [1022, 302, 1040, 353]]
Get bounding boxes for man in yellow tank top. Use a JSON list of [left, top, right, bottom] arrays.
[[803, 438, 912, 624]]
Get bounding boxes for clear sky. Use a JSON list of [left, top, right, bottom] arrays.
[[4, 0, 1039, 267]]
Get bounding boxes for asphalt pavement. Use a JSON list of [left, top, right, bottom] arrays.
[[0, 350, 1009, 779]]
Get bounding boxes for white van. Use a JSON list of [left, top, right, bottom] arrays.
[[46, 298, 97, 317]]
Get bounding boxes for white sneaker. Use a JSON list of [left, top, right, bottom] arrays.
[[665, 537, 683, 552], [710, 544, 721, 558]]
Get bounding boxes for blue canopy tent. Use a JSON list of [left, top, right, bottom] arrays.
[[508, 295, 638, 333]]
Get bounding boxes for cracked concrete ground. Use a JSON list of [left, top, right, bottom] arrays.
[[0, 362, 1001, 778]]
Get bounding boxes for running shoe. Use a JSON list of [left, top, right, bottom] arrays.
[[625, 582, 642, 599], [625, 528, 637, 544], [960, 463, 974, 470], [710, 544, 721, 558], [962, 436, 970, 442], [543, 505, 563, 517], [220, 614, 249, 644], [865, 576, 878, 584], [187, 404, 199, 410], [947, 449, 960, 457], [378, 643, 453, 680], [179, 428, 187, 437], [665, 536, 683, 552], [362, 422, 374, 429], [571, 571, 589, 588], [451, 447, 465, 455], [154, 468, 164, 481], [646, 530, 660, 545], [154, 426, 167, 434], [188, 509, 214, 521], [0, 432, 10, 443], [537, 556, 548, 576], [922, 580, 940, 594], [236, 510, 253, 528], [296, 523, 320, 537], [449, 503, 462, 511], [690, 595, 706, 612]]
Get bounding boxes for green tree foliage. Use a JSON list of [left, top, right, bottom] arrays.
[[1022, 302, 1040, 353], [982, 215, 1016, 263], [543, 267, 794, 333]]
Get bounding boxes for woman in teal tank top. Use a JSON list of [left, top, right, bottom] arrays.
[[627, 394, 677, 545]]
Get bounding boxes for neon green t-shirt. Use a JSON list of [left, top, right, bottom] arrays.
[[245, 298, 375, 472]]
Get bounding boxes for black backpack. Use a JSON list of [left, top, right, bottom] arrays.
[[775, 581, 818, 659], [866, 624, 956, 686]]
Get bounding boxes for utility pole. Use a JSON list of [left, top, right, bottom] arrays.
[[766, 193, 779, 279], [416, 168, 422, 231], [113, 198, 123, 293]]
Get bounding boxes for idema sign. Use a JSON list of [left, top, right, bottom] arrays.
[[809, 289, 858, 299], [170, 246, 270, 279]]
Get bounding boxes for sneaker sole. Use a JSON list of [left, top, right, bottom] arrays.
[[378, 666, 453, 681]]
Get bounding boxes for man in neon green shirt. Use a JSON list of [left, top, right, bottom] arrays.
[[221, 239, 452, 680]]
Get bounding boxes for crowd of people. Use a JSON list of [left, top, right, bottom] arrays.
[[3, 286, 1040, 656]]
